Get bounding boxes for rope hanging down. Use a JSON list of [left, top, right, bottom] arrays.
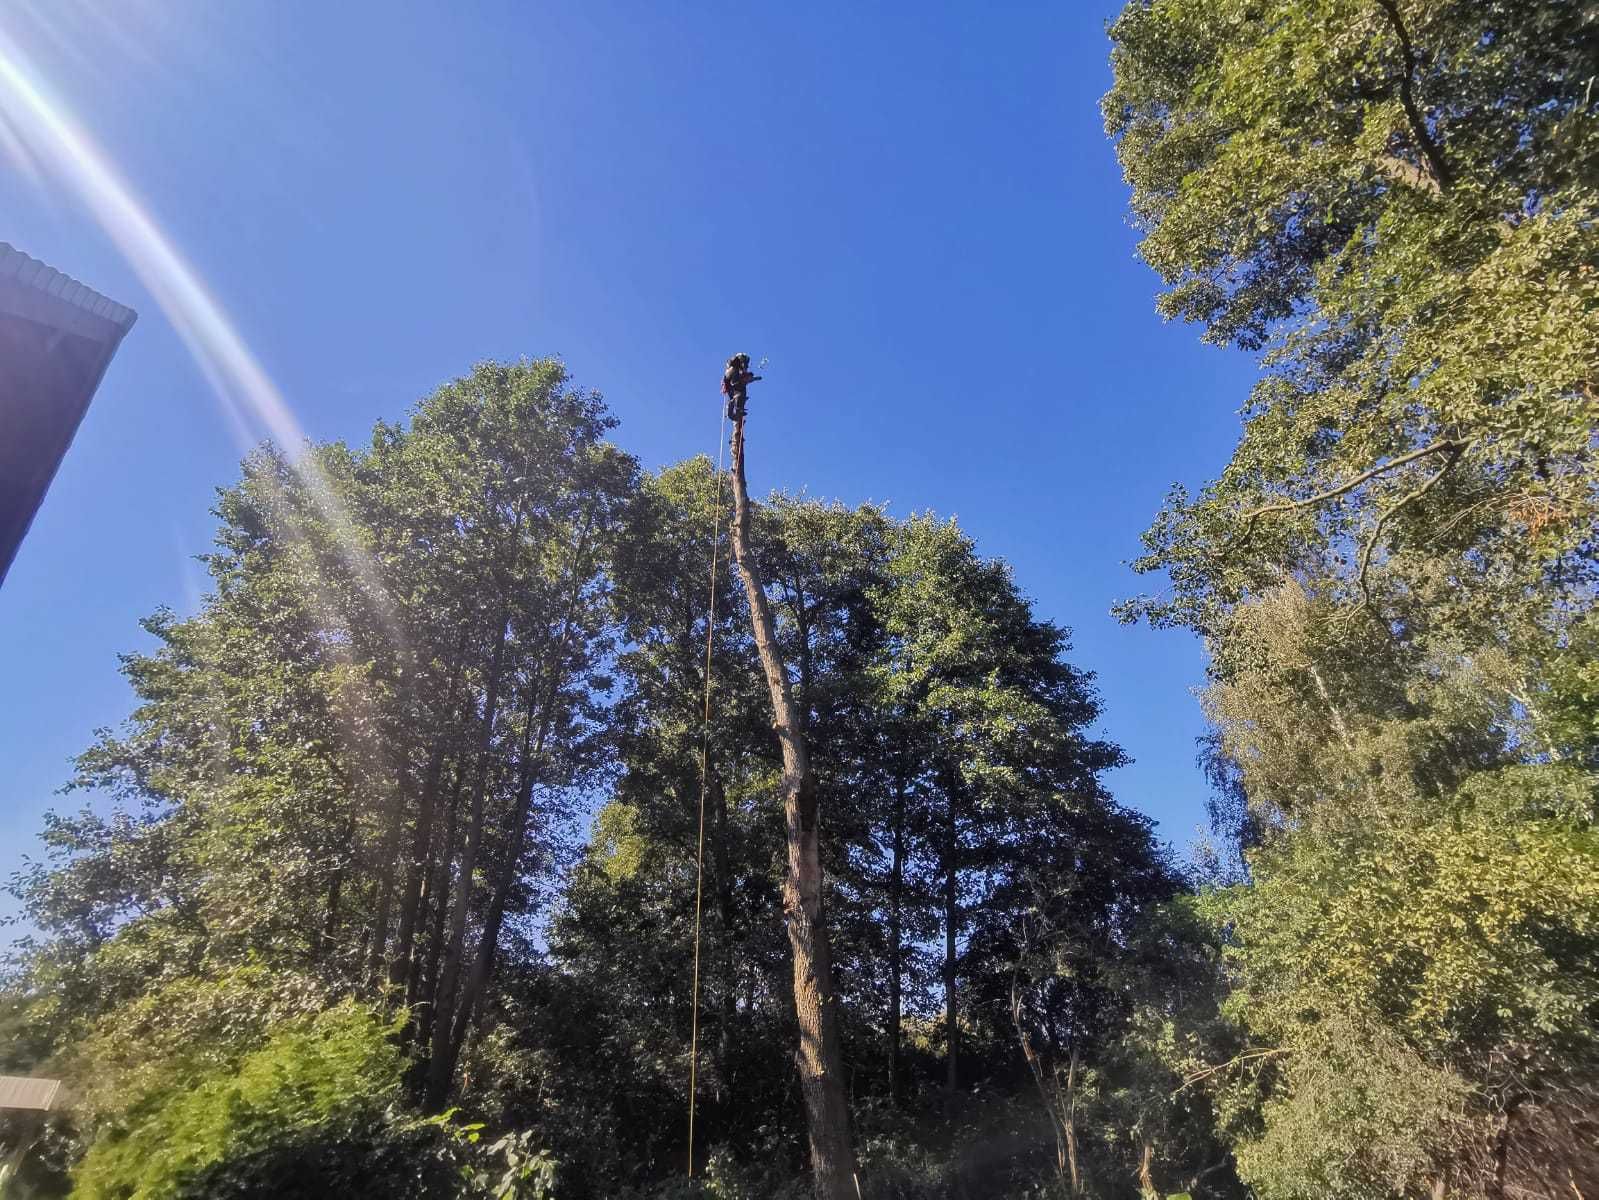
[[686, 386, 730, 1178]]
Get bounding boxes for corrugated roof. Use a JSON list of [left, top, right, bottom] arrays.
[[0, 241, 137, 334], [0, 1075, 62, 1112]]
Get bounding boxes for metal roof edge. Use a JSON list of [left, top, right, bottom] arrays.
[[0, 241, 137, 335]]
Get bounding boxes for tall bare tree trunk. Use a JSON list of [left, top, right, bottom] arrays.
[[726, 403, 858, 1200]]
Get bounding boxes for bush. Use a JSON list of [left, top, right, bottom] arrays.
[[70, 1002, 456, 1199]]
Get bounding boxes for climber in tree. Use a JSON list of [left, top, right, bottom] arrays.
[[722, 353, 760, 419]]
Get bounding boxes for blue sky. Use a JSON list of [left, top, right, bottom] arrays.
[[0, 0, 1255, 926]]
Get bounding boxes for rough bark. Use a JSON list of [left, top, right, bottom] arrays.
[[727, 406, 858, 1200]]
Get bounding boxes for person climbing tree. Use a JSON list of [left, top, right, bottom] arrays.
[[722, 359, 858, 1199], [721, 352, 760, 420]]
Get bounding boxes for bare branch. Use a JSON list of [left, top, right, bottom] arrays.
[[1173, 1047, 1290, 1096], [1356, 440, 1468, 604], [1223, 439, 1468, 554], [1424, 493, 1500, 546]]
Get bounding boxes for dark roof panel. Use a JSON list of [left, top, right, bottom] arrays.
[[0, 244, 137, 585]]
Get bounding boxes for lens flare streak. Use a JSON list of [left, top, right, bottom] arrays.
[[0, 27, 400, 643]]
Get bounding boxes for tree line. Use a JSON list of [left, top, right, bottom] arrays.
[[3, 358, 1181, 1197]]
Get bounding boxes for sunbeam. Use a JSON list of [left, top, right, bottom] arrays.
[[0, 23, 401, 644]]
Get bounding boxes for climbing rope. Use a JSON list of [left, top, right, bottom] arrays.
[[687, 390, 729, 1178]]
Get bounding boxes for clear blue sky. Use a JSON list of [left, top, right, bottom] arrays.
[[0, 0, 1255, 927]]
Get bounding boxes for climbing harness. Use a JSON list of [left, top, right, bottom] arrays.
[[721, 352, 761, 421]]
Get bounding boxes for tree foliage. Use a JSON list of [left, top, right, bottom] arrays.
[[3, 5, 1594, 1194], [1106, 1, 1599, 1195], [3, 372, 1170, 1198]]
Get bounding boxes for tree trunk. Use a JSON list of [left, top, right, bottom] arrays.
[[389, 735, 448, 993], [1012, 986, 1068, 1185], [318, 865, 343, 966], [366, 763, 411, 986], [445, 704, 534, 1061], [887, 775, 905, 1104], [1065, 1044, 1082, 1197], [1011, 976, 1079, 1194], [426, 608, 510, 1110], [1137, 1134, 1157, 1200], [1489, 1102, 1519, 1200], [449, 510, 595, 1061], [412, 758, 466, 1048], [391, 637, 471, 994], [727, 407, 858, 1200], [315, 815, 354, 968], [436, 509, 594, 1101], [710, 765, 737, 1083], [943, 781, 959, 1100]]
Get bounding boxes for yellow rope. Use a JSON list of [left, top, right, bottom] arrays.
[[687, 394, 729, 1177]]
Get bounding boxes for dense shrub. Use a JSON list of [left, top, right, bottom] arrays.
[[70, 1003, 458, 1199]]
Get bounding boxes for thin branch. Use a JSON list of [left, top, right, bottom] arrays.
[[1188, 1157, 1234, 1189], [1374, 0, 1452, 194], [1423, 493, 1499, 546], [1173, 1047, 1289, 1096], [1355, 440, 1468, 604], [1222, 439, 1468, 553]]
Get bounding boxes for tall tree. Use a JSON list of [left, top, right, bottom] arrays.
[[3, 359, 637, 1121], [1105, 3, 1599, 1194], [726, 397, 859, 1198], [868, 515, 1128, 1101]]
